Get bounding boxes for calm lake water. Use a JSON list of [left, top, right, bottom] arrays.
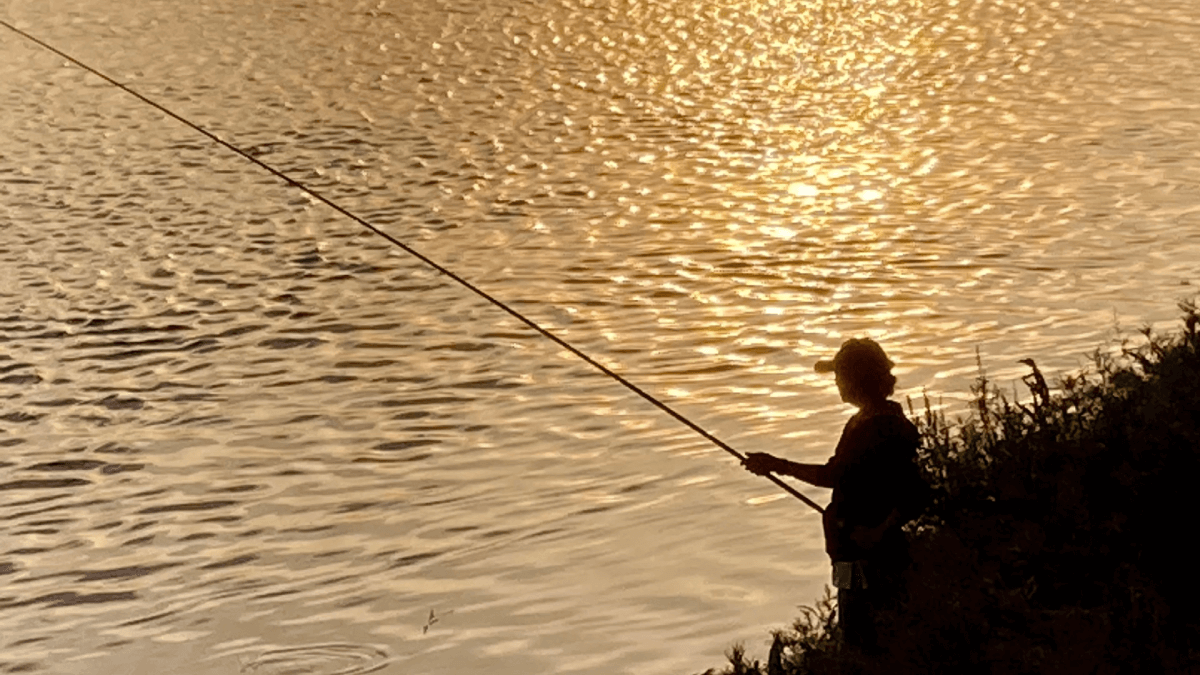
[[2, 0, 1198, 672]]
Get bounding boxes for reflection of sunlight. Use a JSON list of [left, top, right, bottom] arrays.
[[760, 225, 798, 240], [787, 183, 819, 197], [745, 493, 788, 505], [611, 0, 949, 428], [688, 0, 932, 228]]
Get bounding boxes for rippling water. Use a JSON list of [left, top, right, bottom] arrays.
[[2, 0, 1199, 672]]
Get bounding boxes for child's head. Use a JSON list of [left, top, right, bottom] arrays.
[[815, 338, 897, 406]]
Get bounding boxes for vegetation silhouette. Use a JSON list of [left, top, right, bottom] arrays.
[[703, 300, 1200, 675]]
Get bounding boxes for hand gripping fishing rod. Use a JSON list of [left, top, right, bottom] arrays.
[[3, 19, 824, 515]]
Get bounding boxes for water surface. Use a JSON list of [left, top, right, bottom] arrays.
[[2, 0, 1199, 672]]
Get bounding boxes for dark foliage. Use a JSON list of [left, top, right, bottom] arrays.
[[702, 301, 1200, 675]]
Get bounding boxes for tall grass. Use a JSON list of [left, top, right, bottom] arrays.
[[702, 301, 1200, 675]]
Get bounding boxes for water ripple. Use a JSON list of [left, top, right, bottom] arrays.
[[240, 643, 391, 675], [2, 0, 1198, 672]]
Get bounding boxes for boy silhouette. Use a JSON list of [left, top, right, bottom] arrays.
[[743, 338, 924, 652]]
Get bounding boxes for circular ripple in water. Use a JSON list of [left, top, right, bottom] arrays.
[[240, 644, 391, 675]]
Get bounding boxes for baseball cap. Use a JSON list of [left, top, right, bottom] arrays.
[[814, 338, 895, 374]]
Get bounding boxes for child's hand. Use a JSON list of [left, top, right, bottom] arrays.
[[742, 452, 781, 476]]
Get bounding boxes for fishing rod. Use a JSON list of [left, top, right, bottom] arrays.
[[2, 19, 824, 515]]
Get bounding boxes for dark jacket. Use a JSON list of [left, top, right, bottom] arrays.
[[819, 401, 923, 562]]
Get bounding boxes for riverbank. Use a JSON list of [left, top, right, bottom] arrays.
[[703, 301, 1200, 674]]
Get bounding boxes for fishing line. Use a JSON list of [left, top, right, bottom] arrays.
[[2, 20, 824, 515]]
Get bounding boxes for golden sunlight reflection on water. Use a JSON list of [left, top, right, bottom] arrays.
[[2, 0, 1199, 672]]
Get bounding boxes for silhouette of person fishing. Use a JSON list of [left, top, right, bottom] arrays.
[[743, 338, 924, 653]]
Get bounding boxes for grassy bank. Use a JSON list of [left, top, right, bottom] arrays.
[[704, 301, 1200, 675]]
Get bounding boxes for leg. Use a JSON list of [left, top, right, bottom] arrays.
[[837, 587, 875, 651]]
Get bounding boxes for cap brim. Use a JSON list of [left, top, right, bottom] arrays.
[[814, 359, 836, 373]]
